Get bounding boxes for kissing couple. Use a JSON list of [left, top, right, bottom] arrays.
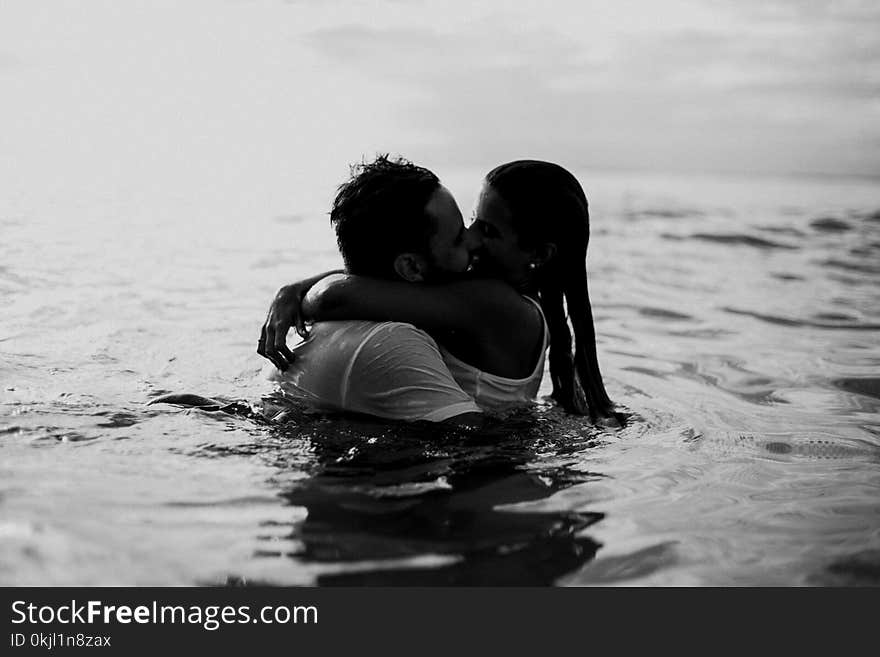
[[258, 155, 621, 429]]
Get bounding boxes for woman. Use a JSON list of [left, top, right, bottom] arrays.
[[471, 161, 614, 419], [267, 161, 616, 422]]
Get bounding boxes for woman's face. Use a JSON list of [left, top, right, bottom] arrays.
[[469, 183, 534, 286]]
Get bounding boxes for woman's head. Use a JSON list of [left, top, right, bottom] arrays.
[[472, 161, 588, 287], [472, 160, 614, 420]]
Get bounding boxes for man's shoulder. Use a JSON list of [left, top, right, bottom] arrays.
[[356, 321, 441, 350], [308, 319, 423, 337], [306, 319, 438, 351]]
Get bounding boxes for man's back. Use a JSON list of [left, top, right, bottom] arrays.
[[271, 320, 481, 423]]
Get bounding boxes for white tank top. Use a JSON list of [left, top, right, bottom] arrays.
[[439, 296, 548, 412]]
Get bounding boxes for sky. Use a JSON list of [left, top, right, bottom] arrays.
[[1, 0, 878, 212]]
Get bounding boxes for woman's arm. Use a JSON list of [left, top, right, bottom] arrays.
[[303, 274, 525, 345], [257, 269, 343, 370]]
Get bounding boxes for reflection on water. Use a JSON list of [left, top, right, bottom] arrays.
[[1, 170, 879, 585], [270, 415, 604, 586], [179, 403, 608, 585]]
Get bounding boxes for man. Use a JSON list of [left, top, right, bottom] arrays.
[[258, 155, 483, 425]]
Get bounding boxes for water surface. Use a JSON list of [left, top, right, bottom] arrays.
[[1, 170, 879, 585]]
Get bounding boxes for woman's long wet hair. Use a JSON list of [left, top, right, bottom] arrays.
[[485, 160, 613, 419]]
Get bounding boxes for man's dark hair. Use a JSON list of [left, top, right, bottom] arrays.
[[330, 154, 440, 278]]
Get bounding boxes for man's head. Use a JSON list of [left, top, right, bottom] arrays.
[[330, 155, 474, 282]]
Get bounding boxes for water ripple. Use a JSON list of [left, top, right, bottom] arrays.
[[671, 233, 800, 250], [722, 307, 880, 330], [832, 378, 880, 400], [810, 216, 853, 233]]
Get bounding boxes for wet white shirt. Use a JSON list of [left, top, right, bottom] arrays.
[[270, 320, 482, 422]]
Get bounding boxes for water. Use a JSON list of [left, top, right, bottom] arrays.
[[2, 169, 879, 586]]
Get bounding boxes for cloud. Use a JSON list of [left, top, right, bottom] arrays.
[[302, 3, 880, 177], [0, 50, 22, 71]]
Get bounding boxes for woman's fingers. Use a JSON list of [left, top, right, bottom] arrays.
[[293, 309, 309, 339], [273, 321, 296, 368], [260, 321, 288, 371], [257, 318, 271, 358], [258, 284, 310, 370], [260, 322, 279, 369]]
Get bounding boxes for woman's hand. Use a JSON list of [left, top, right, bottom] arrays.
[[257, 270, 342, 370]]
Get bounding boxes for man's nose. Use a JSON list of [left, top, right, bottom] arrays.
[[465, 223, 483, 251]]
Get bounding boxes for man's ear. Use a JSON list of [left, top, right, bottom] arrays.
[[534, 242, 557, 269], [393, 253, 429, 282]]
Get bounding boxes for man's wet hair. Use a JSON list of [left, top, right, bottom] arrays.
[[330, 154, 440, 278]]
